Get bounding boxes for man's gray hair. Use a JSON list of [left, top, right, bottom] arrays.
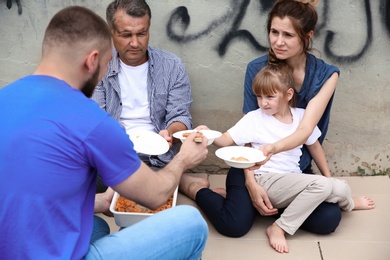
[[106, 0, 151, 31]]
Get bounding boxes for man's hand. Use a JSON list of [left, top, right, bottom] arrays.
[[94, 187, 115, 217], [194, 125, 210, 131], [176, 132, 208, 170], [159, 129, 173, 148]]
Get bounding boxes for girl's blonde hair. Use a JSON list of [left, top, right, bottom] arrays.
[[252, 63, 296, 107]]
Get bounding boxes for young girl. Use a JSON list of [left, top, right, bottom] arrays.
[[181, 63, 374, 254]]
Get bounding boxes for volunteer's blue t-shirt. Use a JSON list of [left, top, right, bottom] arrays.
[[0, 75, 141, 259]]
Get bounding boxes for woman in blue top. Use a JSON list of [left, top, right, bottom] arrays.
[[180, 0, 341, 238]]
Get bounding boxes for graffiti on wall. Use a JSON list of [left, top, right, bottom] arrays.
[[5, 0, 22, 14], [166, 0, 389, 64], [381, 0, 390, 38]]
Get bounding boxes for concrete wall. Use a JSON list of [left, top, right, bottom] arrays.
[[1, 0, 389, 176]]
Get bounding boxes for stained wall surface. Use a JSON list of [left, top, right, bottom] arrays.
[[1, 1, 389, 176]]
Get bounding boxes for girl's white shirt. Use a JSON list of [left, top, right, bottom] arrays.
[[228, 108, 321, 174]]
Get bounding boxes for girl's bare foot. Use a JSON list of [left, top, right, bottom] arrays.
[[353, 196, 375, 210], [266, 223, 289, 253], [212, 188, 227, 198], [179, 174, 210, 200]]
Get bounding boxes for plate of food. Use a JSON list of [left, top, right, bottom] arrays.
[[173, 130, 222, 145], [215, 146, 266, 168], [129, 130, 169, 155]]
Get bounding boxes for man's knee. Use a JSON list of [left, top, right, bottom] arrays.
[[176, 205, 208, 237]]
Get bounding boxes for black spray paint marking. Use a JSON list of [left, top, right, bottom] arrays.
[[166, 0, 380, 64]]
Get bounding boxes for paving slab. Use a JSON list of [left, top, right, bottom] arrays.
[[200, 175, 390, 260], [100, 174, 390, 260], [320, 241, 390, 260]]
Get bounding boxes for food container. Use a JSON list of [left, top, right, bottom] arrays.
[[109, 187, 178, 227]]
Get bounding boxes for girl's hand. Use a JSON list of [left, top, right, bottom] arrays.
[[194, 125, 210, 131], [246, 178, 278, 216], [244, 169, 278, 216]]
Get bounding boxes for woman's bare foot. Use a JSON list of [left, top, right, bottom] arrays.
[[212, 188, 227, 198], [179, 174, 210, 200], [266, 223, 289, 253], [94, 187, 115, 216], [353, 196, 375, 210]]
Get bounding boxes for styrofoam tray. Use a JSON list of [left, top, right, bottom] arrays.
[[110, 187, 178, 227]]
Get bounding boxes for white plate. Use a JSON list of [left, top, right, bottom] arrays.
[[215, 146, 266, 169], [129, 130, 169, 155], [173, 130, 222, 145]]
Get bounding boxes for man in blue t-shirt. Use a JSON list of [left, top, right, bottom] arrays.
[[0, 6, 208, 260]]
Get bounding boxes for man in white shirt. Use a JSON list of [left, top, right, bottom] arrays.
[[92, 0, 193, 193]]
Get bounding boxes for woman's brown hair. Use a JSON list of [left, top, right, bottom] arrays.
[[267, 0, 319, 65]]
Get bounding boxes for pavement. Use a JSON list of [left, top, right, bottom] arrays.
[[99, 174, 390, 260]]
